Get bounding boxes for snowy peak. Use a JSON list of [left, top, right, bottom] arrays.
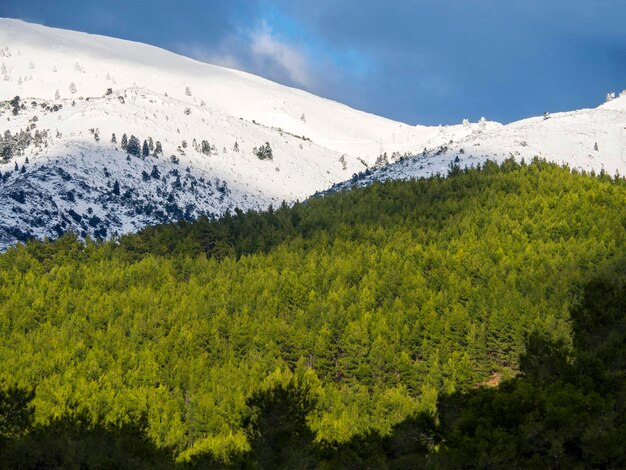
[[0, 17, 415, 163]]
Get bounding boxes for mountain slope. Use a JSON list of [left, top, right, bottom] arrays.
[[0, 18, 483, 161], [0, 18, 491, 250], [0, 18, 624, 250], [1, 161, 625, 463], [329, 93, 626, 191]]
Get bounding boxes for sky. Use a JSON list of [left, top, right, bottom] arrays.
[[1, 0, 625, 125]]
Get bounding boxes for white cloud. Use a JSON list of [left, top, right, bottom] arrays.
[[174, 22, 315, 89], [249, 22, 313, 88]]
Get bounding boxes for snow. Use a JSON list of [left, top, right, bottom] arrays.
[[0, 18, 480, 163], [328, 94, 626, 191]]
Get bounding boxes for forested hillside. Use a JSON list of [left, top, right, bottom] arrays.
[[1, 159, 626, 467]]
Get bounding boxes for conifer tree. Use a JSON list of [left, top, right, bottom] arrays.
[[127, 135, 141, 157], [201, 140, 211, 155]]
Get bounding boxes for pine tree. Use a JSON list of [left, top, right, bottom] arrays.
[[127, 135, 141, 157], [112, 180, 120, 195], [142, 140, 150, 157], [154, 141, 163, 156], [254, 142, 273, 161], [201, 140, 211, 155], [121, 134, 128, 150], [148, 137, 154, 152], [69, 82, 77, 94], [111, 133, 117, 144], [54, 90, 60, 100]]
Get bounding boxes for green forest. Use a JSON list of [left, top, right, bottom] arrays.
[[1, 158, 625, 468]]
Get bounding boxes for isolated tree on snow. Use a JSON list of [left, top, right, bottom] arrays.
[[201, 140, 211, 155], [142, 140, 150, 157], [54, 89, 60, 100], [154, 141, 163, 156], [594, 142, 599, 152], [127, 135, 141, 156], [148, 137, 154, 152], [233, 141, 239, 153], [111, 133, 117, 144], [254, 142, 273, 161], [121, 133, 128, 150], [69, 82, 77, 94], [185, 86, 192, 96]]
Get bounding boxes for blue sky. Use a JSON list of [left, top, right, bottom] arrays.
[[1, 0, 625, 125]]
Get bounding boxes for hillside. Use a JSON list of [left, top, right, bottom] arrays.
[[1, 19, 624, 251], [0, 18, 504, 250], [328, 93, 626, 191], [1, 160, 625, 465]]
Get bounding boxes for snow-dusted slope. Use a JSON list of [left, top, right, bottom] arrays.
[[328, 93, 626, 191], [0, 18, 490, 249], [0, 18, 481, 162]]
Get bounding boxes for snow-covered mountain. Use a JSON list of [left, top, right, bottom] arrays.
[[327, 92, 626, 192], [0, 18, 624, 250], [0, 18, 491, 250]]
